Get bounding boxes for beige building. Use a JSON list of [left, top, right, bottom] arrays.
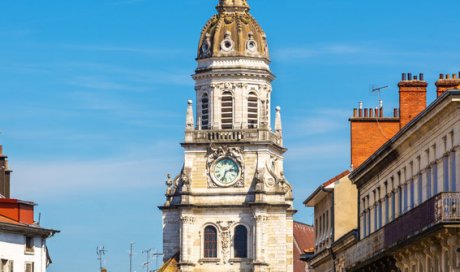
[[305, 73, 460, 272], [346, 86, 460, 271], [304, 171, 358, 272], [160, 1, 296, 271]]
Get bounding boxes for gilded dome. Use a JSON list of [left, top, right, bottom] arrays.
[[197, 0, 269, 60]]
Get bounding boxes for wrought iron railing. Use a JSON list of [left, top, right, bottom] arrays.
[[345, 192, 460, 268]]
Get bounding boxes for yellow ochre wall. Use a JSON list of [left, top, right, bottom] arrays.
[[333, 175, 358, 241]]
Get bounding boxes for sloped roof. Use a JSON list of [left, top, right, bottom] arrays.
[[158, 253, 179, 272], [293, 221, 315, 272]]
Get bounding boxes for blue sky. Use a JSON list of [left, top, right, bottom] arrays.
[[1, 0, 459, 271]]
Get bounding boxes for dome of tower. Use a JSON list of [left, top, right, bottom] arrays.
[[197, 0, 269, 60]]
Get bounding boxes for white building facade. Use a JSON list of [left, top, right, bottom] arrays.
[[0, 224, 56, 272], [160, 1, 295, 272]]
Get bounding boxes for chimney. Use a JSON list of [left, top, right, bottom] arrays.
[[435, 72, 460, 97], [398, 73, 428, 128], [0, 146, 11, 199]]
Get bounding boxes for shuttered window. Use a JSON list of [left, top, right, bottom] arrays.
[[25, 263, 34, 272], [221, 92, 233, 129], [201, 94, 209, 129], [247, 92, 258, 128]]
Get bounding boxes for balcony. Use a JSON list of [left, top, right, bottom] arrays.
[[345, 192, 460, 268], [184, 128, 283, 146]]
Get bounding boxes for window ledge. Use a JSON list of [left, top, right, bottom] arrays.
[[199, 258, 219, 264], [229, 258, 252, 264], [24, 249, 35, 255]]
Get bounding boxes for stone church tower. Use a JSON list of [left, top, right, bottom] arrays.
[[160, 1, 295, 271]]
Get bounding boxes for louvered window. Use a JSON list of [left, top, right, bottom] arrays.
[[201, 94, 209, 129], [247, 92, 258, 128], [25, 263, 34, 272], [204, 226, 217, 258], [234, 225, 248, 258], [221, 91, 233, 129]]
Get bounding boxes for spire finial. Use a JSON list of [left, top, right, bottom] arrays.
[[186, 100, 194, 131], [217, 0, 250, 13], [275, 106, 282, 134]]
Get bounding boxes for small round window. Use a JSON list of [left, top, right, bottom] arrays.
[[247, 40, 257, 52], [221, 39, 234, 52]]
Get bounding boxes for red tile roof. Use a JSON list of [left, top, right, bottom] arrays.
[[322, 170, 350, 187], [293, 221, 315, 272]]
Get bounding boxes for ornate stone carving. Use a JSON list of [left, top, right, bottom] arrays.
[[206, 145, 245, 188], [217, 221, 233, 264]]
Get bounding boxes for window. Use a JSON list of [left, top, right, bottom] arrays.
[[427, 167, 432, 199], [247, 92, 258, 128], [1, 260, 13, 272], [418, 174, 423, 205], [362, 211, 367, 237], [398, 187, 403, 215], [234, 225, 248, 258], [410, 179, 415, 209], [378, 201, 382, 228], [403, 184, 408, 212], [451, 151, 457, 192], [391, 191, 395, 220], [444, 155, 449, 192], [433, 162, 438, 195], [25, 236, 34, 253], [25, 263, 34, 272], [204, 226, 218, 258], [201, 93, 209, 129], [385, 196, 389, 225], [221, 91, 233, 129]]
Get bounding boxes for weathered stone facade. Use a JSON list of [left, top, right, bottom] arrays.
[[160, 1, 295, 271]]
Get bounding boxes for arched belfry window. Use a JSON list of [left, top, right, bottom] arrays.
[[204, 226, 217, 258], [234, 225, 248, 258], [221, 91, 233, 129], [201, 93, 209, 129], [247, 92, 258, 128]]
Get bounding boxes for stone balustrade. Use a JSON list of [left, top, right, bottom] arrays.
[[185, 128, 283, 146]]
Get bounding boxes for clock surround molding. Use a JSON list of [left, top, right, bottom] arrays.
[[206, 145, 245, 188]]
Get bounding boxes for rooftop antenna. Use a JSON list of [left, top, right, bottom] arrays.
[[142, 248, 153, 272], [152, 250, 164, 271], [129, 242, 135, 272], [371, 85, 388, 108], [97, 246, 107, 271]]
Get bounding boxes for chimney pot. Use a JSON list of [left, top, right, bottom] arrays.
[[414, 75, 418, 81], [402, 73, 407, 81], [419, 73, 424, 81], [453, 74, 457, 79], [408, 73, 412, 80], [440, 74, 444, 80], [447, 74, 451, 79], [393, 108, 398, 118], [353, 108, 358, 117], [364, 108, 369, 118], [369, 108, 373, 118]]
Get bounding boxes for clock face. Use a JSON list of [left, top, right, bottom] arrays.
[[212, 158, 240, 186]]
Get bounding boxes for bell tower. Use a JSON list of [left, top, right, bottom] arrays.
[[160, 1, 295, 271]]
